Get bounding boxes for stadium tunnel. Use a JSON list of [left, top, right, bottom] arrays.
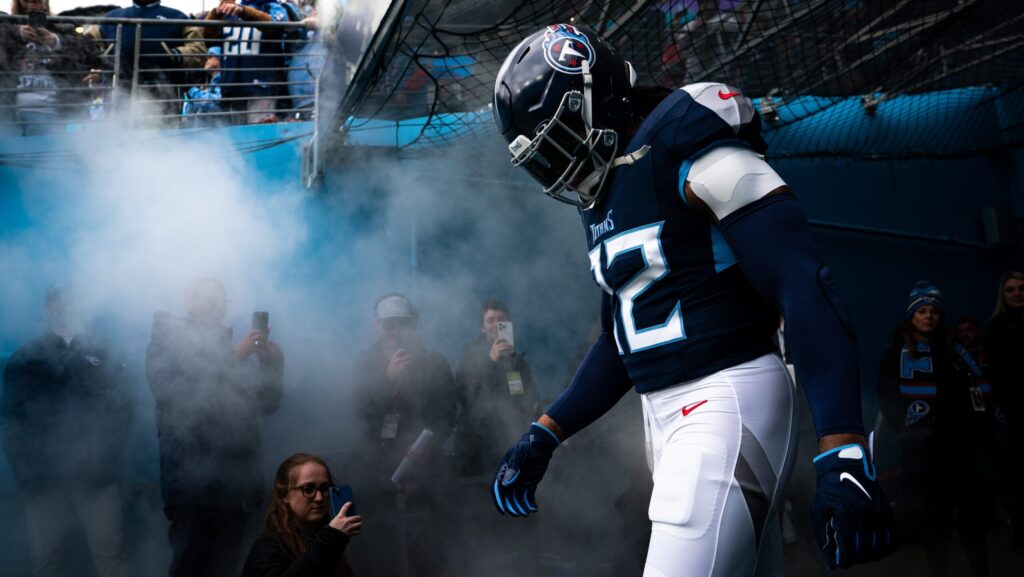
[[1, 0, 1023, 575]]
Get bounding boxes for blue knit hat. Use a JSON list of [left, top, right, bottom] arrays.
[[906, 280, 944, 319]]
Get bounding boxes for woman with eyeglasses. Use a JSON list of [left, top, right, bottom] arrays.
[[241, 453, 362, 577]]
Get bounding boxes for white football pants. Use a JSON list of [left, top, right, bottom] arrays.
[[641, 353, 798, 577]]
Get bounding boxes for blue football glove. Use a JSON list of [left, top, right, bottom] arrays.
[[811, 440, 896, 569], [491, 422, 560, 517]]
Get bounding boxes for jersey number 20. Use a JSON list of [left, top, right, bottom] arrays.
[[589, 222, 687, 353], [223, 26, 264, 56]]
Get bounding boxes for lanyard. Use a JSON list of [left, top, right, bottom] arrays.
[[953, 343, 983, 377]]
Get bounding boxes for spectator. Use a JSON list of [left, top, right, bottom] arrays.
[[84, 0, 205, 114], [146, 277, 285, 577], [1, 0, 100, 135], [285, 5, 320, 120], [204, 0, 295, 124], [241, 453, 360, 577], [454, 299, 539, 477], [877, 281, 997, 577], [0, 285, 130, 577], [83, 0, 205, 119], [952, 316, 984, 359], [984, 270, 1024, 547], [181, 46, 224, 126], [348, 292, 456, 577]]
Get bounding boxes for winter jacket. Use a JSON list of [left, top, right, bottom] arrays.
[[1, 331, 130, 491], [241, 528, 353, 577], [145, 311, 283, 507]]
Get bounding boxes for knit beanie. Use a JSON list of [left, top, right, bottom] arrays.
[[906, 280, 944, 319]]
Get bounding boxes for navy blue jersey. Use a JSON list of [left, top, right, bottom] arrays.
[[100, 1, 191, 81], [218, 1, 291, 97], [584, 84, 779, 393]]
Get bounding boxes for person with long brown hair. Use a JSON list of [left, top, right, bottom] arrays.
[[878, 281, 998, 577], [984, 270, 1024, 547], [241, 453, 362, 577]]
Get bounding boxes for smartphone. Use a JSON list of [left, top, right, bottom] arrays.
[[328, 484, 356, 518], [28, 10, 47, 28], [496, 321, 514, 348], [251, 311, 269, 334]]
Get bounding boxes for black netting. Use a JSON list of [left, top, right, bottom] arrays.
[[336, 0, 1024, 158]]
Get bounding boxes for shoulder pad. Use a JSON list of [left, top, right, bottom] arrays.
[[681, 82, 755, 134], [684, 145, 786, 220]]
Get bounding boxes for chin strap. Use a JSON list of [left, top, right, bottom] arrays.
[[575, 145, 652, 202]]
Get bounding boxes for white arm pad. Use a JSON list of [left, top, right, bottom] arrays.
[[685, 145, 787, 221]]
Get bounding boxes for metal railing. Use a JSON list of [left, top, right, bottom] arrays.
[[0, 13, 325, 135]]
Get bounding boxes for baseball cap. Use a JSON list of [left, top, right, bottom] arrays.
[[374, 293, 418, 320]]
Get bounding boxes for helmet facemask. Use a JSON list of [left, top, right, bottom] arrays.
[[508, 62, 620, 209]]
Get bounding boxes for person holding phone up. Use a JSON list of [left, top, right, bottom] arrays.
[[455, 300, 540, 477], [146, 277, 285, 577], [241, 453, 361, 577], [1, 0, 101, 134]]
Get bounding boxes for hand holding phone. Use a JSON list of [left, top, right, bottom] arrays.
[[328, 485, 362, 536], [328, 484, 356, 518], [251, 311, 269, 346], [496, 321, 514, 349]]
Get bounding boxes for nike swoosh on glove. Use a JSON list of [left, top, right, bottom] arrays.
[[811, 441, 896, 569], [491, 422, 559, 517]]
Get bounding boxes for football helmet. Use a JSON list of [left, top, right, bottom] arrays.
[[493, 24, 637, 208]]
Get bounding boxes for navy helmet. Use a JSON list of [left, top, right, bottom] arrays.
[[493, 24, 636, 207]]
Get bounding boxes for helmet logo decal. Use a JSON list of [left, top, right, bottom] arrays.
[[542, 24, 595, 75]]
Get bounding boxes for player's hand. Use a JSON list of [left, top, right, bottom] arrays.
[[811, 438, 896, 569], [492, 422, 559, 517]]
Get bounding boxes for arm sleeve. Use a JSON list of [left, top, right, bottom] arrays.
[[719, 192, 864, 438], [545, 294, 634, 438]]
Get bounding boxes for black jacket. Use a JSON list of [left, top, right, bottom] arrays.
[[351, 339, 455, 484], [145, 312, 284, 507], [1, 331, 130, 491], [985, 310, 1024, 428], [241, 528, 353, 577]]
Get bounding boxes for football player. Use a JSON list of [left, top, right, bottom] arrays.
[[489, 24, 896, 576]]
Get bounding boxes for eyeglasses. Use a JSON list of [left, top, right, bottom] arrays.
[[291, 483, 331, 498]]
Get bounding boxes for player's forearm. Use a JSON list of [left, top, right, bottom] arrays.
[[818, 433, 866, 453], [544, 333, 633, 439], [536, 414, 566, 442]]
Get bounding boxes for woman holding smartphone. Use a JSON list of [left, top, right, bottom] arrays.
[[241, 453, 362, 577], [2, 0, 99, 134]]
